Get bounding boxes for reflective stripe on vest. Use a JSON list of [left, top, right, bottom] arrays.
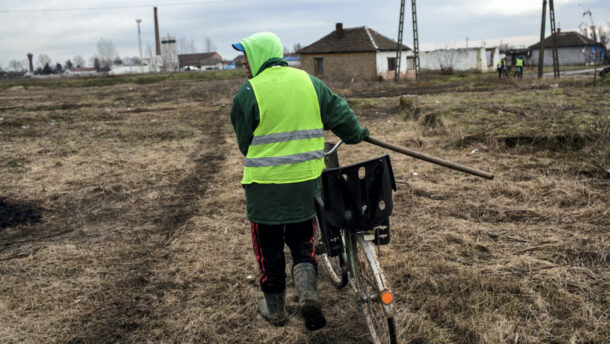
[[244, 150, 324, 167], [242, 66, 324, 184], [250, 128, 324, 146]]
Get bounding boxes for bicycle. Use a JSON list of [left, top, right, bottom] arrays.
[[314, 138, 493, 343], [315, 140, 398, 344]]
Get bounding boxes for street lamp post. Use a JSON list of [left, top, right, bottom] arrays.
[[136, 19, 143, 73]]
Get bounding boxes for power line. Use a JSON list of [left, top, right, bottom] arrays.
[[0, 0, 247, 13]]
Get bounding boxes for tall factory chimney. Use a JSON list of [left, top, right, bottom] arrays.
[[27, 53, 33, 72], [154, 7, 161, 56]]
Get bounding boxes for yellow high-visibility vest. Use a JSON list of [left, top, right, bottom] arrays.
[[242, 66, 325, 184]]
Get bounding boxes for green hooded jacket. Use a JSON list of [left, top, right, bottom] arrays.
[[230, 32, 369, 224]]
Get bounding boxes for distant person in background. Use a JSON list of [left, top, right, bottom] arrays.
[[229, 32, 369, 331], [515, 56, 524, 79], [497, 58, 505, 79]]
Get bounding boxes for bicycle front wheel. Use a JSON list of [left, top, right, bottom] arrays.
[[354, 236, 397, 344], [314, 216, 348, 288]]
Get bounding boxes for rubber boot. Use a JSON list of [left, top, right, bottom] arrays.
[[257, 292, 288, 326], [293, 263, 327, 331]]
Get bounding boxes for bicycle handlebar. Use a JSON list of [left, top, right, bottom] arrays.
[[324, 140, 343, 156]]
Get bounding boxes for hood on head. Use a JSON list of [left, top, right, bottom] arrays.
[[240, 32, 283, 77]]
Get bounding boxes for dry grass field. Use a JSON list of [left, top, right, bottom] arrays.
[[1, 71, 608, 344]]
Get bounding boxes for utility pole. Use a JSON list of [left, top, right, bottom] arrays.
[[396, 0, 420, 81], [549, 0, 560, 78], [136, 19, 143, 73], [538, 0, 560, 78], [411, 0, 420, 80], [537, 0, 547, 78], [394, 0, 405, 81]]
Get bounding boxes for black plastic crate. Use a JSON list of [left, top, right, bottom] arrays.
[[316, 154, 396, 253]]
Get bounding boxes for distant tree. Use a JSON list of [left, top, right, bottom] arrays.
[[37, 54, 52, 69], [146, 44, 154, 59], [498, 43, 515, 53], [73, 55, 86, 68], [581, 8, 604, 86], [145, 44, 156, 70], [64, 59, 73, 70], [121, 57, 142, 66], [93, 57, 101, 72], [598, 24, 609, 48], [96, 37, 118, 70], [130, 56, 142, 66], [434, 49, 456, 75], [42, 63, 54, 75], [54, 63, 63, 74], [203, 37, 216, 52], [113, 57, 123, 65], [293, 42, 302, 53], [8, 59, 25, 72], [178, 36, 196, 54]]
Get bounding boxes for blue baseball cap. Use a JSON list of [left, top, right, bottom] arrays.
[[232, 42, 244, 52]]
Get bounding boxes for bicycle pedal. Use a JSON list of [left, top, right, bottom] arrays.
[[314, 244, 327, 255]]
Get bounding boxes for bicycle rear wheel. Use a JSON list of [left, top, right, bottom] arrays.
[[314, 216, 348, 288], [354, 235, 397, 344]]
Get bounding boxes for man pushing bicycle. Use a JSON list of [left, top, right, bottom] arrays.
[[229, 31, 369, 331]]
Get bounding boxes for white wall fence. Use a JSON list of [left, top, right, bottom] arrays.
[[420, 47, 500, 72]]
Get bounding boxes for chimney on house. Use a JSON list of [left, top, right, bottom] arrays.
[[556, 28, 561, 35], [27, 53, 33, 72], [154, 7, 161, 56], [336, 23, 344, 38]]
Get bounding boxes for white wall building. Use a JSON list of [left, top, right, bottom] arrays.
[[375, 50, 415, 80], [109, 65, 154, 75], [64, 68, 98, 77], [420, 47, 500, 73]]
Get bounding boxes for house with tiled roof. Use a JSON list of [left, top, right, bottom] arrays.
[[298, 23, 414, 81], [527, 30, 606, 66]]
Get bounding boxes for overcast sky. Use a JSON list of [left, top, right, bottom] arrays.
[[0, 0, 608, 69]]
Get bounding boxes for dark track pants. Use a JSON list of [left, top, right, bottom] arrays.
[[250, 219, 318, 293]]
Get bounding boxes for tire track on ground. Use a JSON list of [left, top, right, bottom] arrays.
[[66, 107, 228, 343]]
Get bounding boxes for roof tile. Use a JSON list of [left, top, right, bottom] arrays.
[[298, 26, 410, 54], [529, 31, 601, 49]]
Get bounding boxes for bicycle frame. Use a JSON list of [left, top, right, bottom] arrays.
[[343, 230, 396, 318]]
